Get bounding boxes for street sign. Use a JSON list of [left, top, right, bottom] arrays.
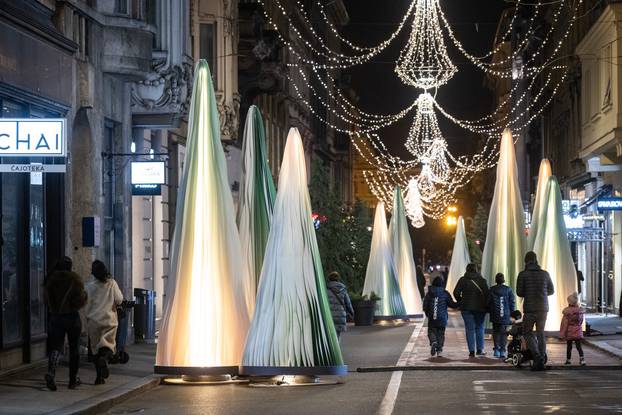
[[597, 197, 622, 211], [132, 183, 162, 196], [0, 118, 66, 157], [131, 161, 165, 184], [0, 164, 66, 173]]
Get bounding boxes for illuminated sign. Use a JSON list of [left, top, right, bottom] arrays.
[[0, 119, 65, 156], [132, 183, 161, 196], [597, 197, 622, 211], [131, 161, 165, 184], [562, 200, 583, 229]]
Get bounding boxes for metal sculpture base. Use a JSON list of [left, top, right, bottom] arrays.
[[374, 315, 411, 322], [162, 374, 249, 386], [240, 365, 348, 376], [248, 374, 344, 387]]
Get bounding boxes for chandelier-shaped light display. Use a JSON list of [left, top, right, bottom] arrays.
[[241, 128, 345, 376], [390, 187, 423, 317], [406, 93, 440, 157], [405, 178, 425, 228], [481, 129, 527, 291], [363, 202, 407, 318], [395, 0, 457, 89], [237, 105, 277, 316], [155, 60, 250, 375], [446, 216, 471, 292], [528, 159, 552, 250], [533, 176, 578, 332]]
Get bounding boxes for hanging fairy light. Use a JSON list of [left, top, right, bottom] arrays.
[[405, 178, 425, 228]]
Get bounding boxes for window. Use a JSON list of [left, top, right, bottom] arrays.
[[199, 23, 217, 84], [115, 0, 128, 15]]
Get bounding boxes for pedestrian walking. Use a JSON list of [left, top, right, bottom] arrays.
[[43, 257, 87, 391], [416, 265, 426, 299], [85, 260, 123, 384], [423, 276, 459, 357], [560, 292, 586, 366], [488, 273, 516, 359], [516, 251, 554, 371], [441, 267, 449, 289], [326, 271, 354, 340], [453, 263, 489, 357], [575, 264, 584, 296]]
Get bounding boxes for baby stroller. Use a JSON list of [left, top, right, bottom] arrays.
[[507, 332, 548, 368]]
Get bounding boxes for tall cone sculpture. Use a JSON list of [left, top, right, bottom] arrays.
[[446, 216, 470, 293], [237, 105, 276, 316], [155, 60, 250, 375], [533, 176, 578, 331], [389, 187, 423, 317], [528, 159, 552, 250], [481, 129, 527, 291], [363, 202, 407, 318], [241, 128, 346, 376]]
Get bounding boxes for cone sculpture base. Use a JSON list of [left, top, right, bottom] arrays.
[[374, 315, 410, 321], [154, 365, 239, 377], [240, 365, 348, 376]]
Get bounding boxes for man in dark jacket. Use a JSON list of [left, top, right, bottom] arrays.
[[416, 265, 426, 299], [488, 273, 516, 359], [326, 272, 354, 340], [516, 251, 554, 371], [454, 264, 489, 357], [424, 276, 459, 357]]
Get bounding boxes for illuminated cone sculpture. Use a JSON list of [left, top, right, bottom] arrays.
[[481, 129, 527, 291], [533, 176, 578, 331], [389, 187, 423, 317], [241, 128, 346, 376], [237, 105, 276, 316], [363, 202, 407, 318], [155, 60, 250, 376], [446, 216, 470, 293], [528, 159, 552, 250]]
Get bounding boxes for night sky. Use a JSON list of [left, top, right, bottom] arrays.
[[342, 0, 508, 262]]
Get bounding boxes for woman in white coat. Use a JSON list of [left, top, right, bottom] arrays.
[[85, 260, 123, 384]]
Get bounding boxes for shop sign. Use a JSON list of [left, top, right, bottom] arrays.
[[597, 197, 622, 211], [0, 164, 66, 173], [562, 200, 583, 229], [131, 161, 165, 196], [0, 119, 66, 157]]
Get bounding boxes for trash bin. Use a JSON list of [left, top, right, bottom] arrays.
[[134, 288, 156, 343]]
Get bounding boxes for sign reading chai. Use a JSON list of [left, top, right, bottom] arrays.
[[0, 119, 66, 157]]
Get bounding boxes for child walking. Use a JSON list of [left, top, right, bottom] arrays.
[[423, 276, 459, 357], [560, 292, 586, 366], [488, 273, 516, 359]]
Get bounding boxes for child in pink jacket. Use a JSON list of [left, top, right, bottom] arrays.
[[560, 292, 585, 366]]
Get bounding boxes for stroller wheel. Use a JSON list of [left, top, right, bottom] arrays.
[[511, 353, 522, 367], [119, 351, 130, 364]]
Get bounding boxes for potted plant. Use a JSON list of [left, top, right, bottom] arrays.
[[351, 291, 380, 326]]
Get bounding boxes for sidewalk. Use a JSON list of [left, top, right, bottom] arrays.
[[0, 343, 158, 415]]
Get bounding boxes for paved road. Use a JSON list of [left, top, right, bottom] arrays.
[[105, 321, 622, 415]]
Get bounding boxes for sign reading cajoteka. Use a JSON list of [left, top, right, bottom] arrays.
[[0, 118, 66, 157]]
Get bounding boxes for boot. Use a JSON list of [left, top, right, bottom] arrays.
[[68, 377, 81, 389], [95, 348, 110, 381], [45, 351, 60, 391]]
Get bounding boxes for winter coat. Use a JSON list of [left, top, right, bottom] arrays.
[[560, 305, 584, 341], [423, 286, 458, 327], [327, 281, 354, 333], [85, 277, 123, 351], [453, 271, 489, 312], [488, 284, 516, 325], [516, 262, 554, 313], [44, 271, 87, 314]]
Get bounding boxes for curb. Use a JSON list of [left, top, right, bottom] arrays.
[[583, 338, 622, 361], [47, 375, 160, 415], [357, 364, 622, 372]]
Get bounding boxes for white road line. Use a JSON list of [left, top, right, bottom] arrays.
[[377, 322, 424, 415]]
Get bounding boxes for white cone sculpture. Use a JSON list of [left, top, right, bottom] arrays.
[[446, 216, 470, 293], [533, 176, 578, 331], [389, 187, 423, 317], [481, 129, 527, 291], [155, 60, 250, 375], [528, 159, 552, 250], [241, 128, 345, 376], [363, 202, 407, 318], [237, 105, 276, 316]]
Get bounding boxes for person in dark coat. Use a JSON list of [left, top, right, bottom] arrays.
[[488, 273, 516, 359], [516, 251, 554, 371], [575, 264, 584, 295], [416, 265, 426, 299], [44, 258, 87, 391], [454, 263, 489, 357], [326, 272, 354, 339], [441, 267, 449, 289], [423, 276, 459, 357]]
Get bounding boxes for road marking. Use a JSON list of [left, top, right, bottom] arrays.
[[377, 322, 423, 415]]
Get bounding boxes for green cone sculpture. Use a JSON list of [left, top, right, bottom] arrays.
[[533, 176, 578, 331], [389, 187, 423, 317], [363, 202, 407, 318], [241, 127, 346, 376], [237, 105, 276, 316], [528, 159, 552, 250], [155, 60, 250, 375], [481, 129, 527, 291], [446, 216, 470, 293]]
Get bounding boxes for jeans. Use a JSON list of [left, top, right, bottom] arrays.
[[461, 311, 486, 353], [428, 326, 446, 351], [523, 312, 547, 360], [492, 323, 508, 354], [566, 340, 584, 359], [48, 312, 82, 381]]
